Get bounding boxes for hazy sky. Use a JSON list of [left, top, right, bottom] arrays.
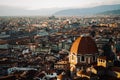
[[0, 0, 120, 10]]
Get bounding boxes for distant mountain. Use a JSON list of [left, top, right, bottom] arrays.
[[0, 4, 120, 16], [54, 4, 120, 16], [99, 9, 120, 15]]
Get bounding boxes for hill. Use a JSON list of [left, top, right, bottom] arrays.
[[99, 9, 120, 15], [54, 4, 120, 16]]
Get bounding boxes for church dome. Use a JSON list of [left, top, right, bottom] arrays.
[[70, 36, 98, 54]]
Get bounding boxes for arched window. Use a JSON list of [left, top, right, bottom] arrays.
[[93, 56, 96, 61], [81, 56, 84, 61], [78, 56, 80, 62]]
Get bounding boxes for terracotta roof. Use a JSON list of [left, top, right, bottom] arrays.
[[0, 75, 16, 80], [98, 56, 107, 60], [70, 36, 98, 54], [0, 40, 8, 44], [77, 70, 91, 76]]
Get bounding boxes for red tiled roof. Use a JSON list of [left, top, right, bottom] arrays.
[[0, 75, 16, 80], [70, 36, 98, 54], [0, 40, 8, 44], [98, 56, 107, 60]]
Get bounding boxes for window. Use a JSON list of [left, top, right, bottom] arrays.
[[78, 56, 80, 62], [81, 56, 84, 61], [93, 56, 96, 61], [99, 59, 101, 62], [103, 60, 105, 62]]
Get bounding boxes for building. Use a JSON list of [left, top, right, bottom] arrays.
[[97, 56, 113, 67], [54, 60, 70, 70], [69, 35, 98, 76], [76, 56, 120, 80]]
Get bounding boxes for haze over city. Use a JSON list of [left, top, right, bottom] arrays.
[[0, 0, 120, 16], [0, 0, 120, 9]]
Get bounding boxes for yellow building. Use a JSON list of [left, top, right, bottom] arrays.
[[97, 56, 113, 67]]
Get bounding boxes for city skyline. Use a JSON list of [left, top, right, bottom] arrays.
[[0, 0, 120, 10]]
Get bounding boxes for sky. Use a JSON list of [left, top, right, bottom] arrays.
[[0, 0, 120, 10]]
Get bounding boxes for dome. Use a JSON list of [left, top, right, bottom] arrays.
[[70, 36, 98, 54]]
